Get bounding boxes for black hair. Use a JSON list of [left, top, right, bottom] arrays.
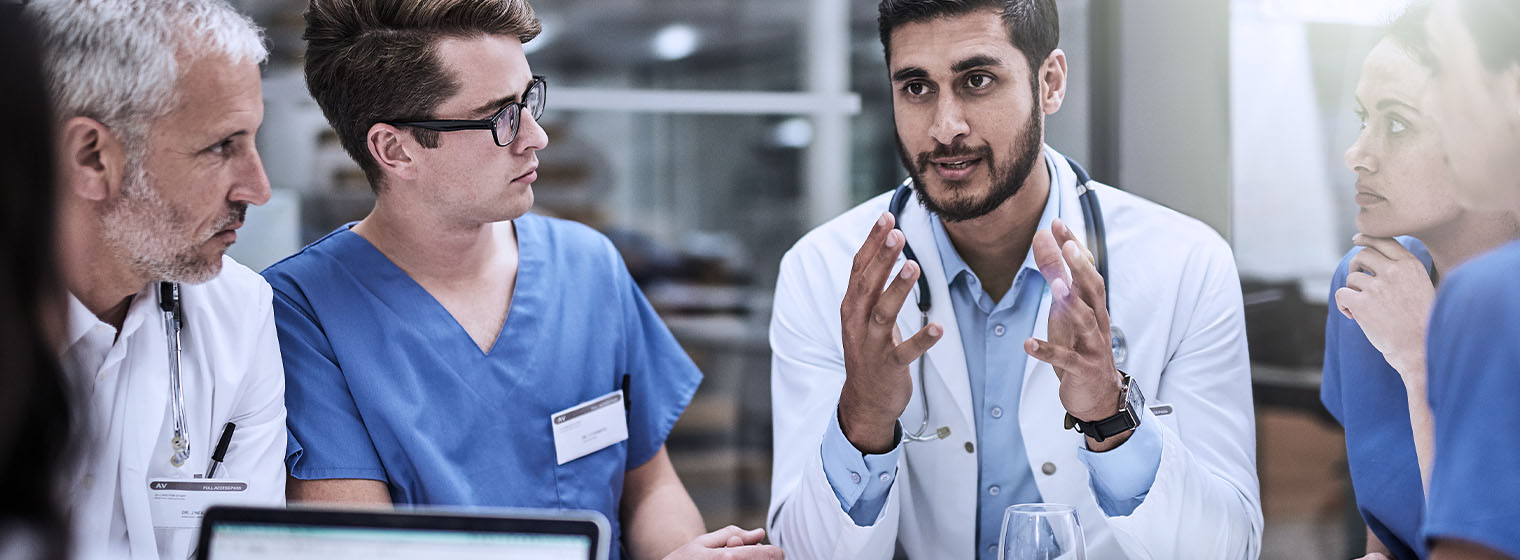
[[877, 0, 1060, 71], [0, 7, 74, 560], [1385, 3, 1435, 68], [1457, 0, 1520, 72]]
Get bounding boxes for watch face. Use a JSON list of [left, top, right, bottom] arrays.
[[1123, 374, 1145, 414]]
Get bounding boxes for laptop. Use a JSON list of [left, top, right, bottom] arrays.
[[195, 505, 609, 560]]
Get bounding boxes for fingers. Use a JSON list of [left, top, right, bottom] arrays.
[[844, 213, 900, 317], [1061, 239, 1109, 325], [870, 260, 920, 330], [1348, 245, 1391, 277], [695, 526, 764, 548], [1025, 337, 1083, 374], [890, 322, 944, 366], [1032, 229, 1071, 287], [1333, 286, 1360, 320], [1345, 270, 1373, 292], [1051, 219, 1094, 265], [1353, 234, 1414, 261], [720, 545, 786, 559]]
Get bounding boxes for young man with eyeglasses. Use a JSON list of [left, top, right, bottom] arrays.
[[262, 1, 779, 559]]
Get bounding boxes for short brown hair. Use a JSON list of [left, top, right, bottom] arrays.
[[303, 0, 540, 190]]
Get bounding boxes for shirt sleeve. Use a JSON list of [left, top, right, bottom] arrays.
[[819, 411, 901, 526], [615, 251, 704, 470], [1320, 250, 1356, 426], [1077, 407, 1163, 516], [267, 281, 388, 482], [1422, 252, 1520, 559]]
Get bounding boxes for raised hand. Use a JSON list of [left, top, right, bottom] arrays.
[[837, 212, 944, 454], [1334, 234, 1435, 378], [1024, 218, 1126, 449]]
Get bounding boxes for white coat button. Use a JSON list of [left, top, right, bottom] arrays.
[[988, 485, 1000, 496], [990, 406, 1003, 419], [850, 472, 861, 484], [993, 324, 1006, 337], [82, 474, 94, 490], [964, 441, 975, 453], [1042, 462, 1057, 475]]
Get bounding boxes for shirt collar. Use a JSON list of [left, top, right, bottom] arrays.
[[928, 151, 1064, 287], [64, 283, 159, 352]]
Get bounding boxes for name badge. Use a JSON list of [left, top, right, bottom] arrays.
[[550, 390, 629, 465], [147, 479, 250, 529]]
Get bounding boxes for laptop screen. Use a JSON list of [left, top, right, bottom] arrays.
[[198, 506, 607, 560]]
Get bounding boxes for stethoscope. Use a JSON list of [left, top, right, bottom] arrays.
[[888, 155, 1126, 443], [158, 282, 191, 467]]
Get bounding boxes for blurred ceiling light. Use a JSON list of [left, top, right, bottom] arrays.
[[771, 117, 814, 149], [524, 18, 556, 54], [651, 24, 701, 61]]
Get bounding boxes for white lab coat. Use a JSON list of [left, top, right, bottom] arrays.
[[62, 256, 287, 560], [768, 147, 1261, 559]]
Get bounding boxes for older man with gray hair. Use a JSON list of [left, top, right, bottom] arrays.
[[26, 0, 285, 558]]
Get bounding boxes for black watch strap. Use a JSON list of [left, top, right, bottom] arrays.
[[1063, 372, 1142, 443]]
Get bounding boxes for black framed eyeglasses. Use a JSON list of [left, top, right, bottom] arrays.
[[386, 76, 547, 147]]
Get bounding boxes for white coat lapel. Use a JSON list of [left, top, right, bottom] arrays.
[[895, 192, 976, 433]]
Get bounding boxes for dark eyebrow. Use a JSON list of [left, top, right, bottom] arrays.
[[891, 66, 928, 82], [1376, 98, 1420, 114], [470, 94, 517, 117], [951, 55, 1001, 74]]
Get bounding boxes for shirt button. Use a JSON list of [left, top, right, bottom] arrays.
[[964, 441, 976, 453], [988, 485, 1000, 496], [850, 472, 861, 484], [878, 473, 891, 482], [988, 544, 997, 555], [990, 406, 1003, 419], [993, 324, 1006, 337], [1042, 462, 1057, 475]]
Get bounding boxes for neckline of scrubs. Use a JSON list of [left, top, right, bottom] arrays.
[[333, 216, 545, 360]]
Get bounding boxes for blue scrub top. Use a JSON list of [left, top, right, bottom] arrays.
[[263, 214, 702, 557], [1320, 236, 1431, 560], [1423, 240, 1520, 559]]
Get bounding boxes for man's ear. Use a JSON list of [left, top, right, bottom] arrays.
[[1039, 48, 1069, 116], [58, 116, 128, 202], [367, 123, 421, 183]]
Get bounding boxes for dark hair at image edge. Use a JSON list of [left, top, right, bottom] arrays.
[[877, 0, 1059, 71], [1457, 0, 1520, 72], [0, 7, 75, 560], [1385, 3, 1435, 67]]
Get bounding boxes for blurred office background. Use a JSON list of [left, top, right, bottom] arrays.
[[226, 0, 1418, 557]]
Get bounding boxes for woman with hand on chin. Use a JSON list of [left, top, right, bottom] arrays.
[[1319, 5, 1519, 560]]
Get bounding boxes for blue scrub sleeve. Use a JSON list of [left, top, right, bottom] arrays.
[[268, 284, 388, 482], [1423, 249, 1520, 559], [820, 412, 901, 526], [617, 259, 704, 470], [1320, 253, 1353, 426], [1077, 408, 1163, 516]]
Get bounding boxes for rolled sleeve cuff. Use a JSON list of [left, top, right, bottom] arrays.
[[1076, 408, 1163, 517], [820, 410, 902, 526]]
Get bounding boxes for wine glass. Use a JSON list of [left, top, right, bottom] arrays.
[[998, 503, 1086, 560]]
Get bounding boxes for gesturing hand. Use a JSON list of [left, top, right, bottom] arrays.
[[838, 212, 944, 454], [1024, 219, 1125, 447], [1334, 234, 1435, 379], [663, 526, 784, 560]]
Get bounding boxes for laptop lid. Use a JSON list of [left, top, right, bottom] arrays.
[[196, 505, 609, 560]]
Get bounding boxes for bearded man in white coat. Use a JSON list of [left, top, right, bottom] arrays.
[[767, 1, 1262, 558]]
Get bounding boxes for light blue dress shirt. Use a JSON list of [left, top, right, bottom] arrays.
[[821, 159, 1163, 559]]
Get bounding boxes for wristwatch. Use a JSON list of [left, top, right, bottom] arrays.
[[1064, 371, 1144, 443]]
